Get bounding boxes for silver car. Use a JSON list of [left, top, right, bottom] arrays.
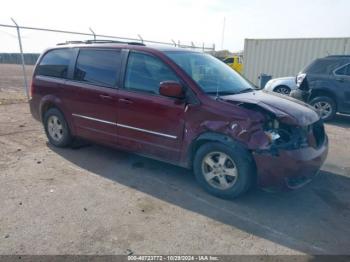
[[264, 76, 297, 95]]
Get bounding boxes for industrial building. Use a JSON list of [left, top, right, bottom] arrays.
[[243, 37, 350, 85]]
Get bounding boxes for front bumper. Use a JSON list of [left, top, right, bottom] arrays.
[[253, 135, 328, 189], [290, 89, 310, 102]]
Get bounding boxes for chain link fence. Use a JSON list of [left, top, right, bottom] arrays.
[[0, 53, 39, 65], [0, 19, 216, 98]]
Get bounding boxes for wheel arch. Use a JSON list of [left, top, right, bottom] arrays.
[[190, 132, 258, 197], [309, 89, 338, 109], [41, 101, 57, 121], [40, 96, 76, 136], [187, 132, 249, 168]]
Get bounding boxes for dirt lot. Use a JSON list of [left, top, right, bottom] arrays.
[[0, 64, 33, 105], [0, 64, 350, 255]]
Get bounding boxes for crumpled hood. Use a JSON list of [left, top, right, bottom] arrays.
[[220, 90, 319, 126]]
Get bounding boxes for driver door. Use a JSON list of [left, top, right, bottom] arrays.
[[116, 51, 186, 163]]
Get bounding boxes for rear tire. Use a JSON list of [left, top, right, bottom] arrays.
[[309, 96, 336, 121], [193, 142, 256, 199], [44, 108, 72, 147]]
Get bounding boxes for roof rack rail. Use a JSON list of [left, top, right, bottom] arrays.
[[57, 41, 85, 45], [57, 39, 145, 46]]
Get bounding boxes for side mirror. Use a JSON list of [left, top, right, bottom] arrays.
[[159, 81, 184, 99]]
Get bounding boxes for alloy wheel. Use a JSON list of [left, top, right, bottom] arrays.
[[201, 151, 238, 190], [313, 101, 332, 119], [275, 86, 290, 95], [47, 115, 64, 142]]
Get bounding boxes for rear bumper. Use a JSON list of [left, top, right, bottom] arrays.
[[29, 97, 41, 122], [253, 135, 328, 189]]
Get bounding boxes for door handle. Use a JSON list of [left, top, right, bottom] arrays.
[[99, 94, 113, 99], [118, 98, 133, 104]]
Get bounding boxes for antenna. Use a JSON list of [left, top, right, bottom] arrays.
[[215, 84, 220, 100], [217, 17, 226, 100], [221, 17, 226, 50]]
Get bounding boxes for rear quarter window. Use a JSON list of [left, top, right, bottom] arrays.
[[335, 64, 350, 76], [36, 49, 73, 78]]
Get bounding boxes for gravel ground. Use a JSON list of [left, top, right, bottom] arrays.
[[0, 64, 350, 255]]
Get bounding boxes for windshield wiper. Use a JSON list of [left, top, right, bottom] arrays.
[[207, 91, 236, 96], [236, 88, 254, 94], [207, 89, 252, 95]]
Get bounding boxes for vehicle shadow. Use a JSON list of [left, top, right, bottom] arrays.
[[327, 113, 350, 128], [49, 143, 350, 255]]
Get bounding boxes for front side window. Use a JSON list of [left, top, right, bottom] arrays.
[[124, 52, 180, 95], [37, 49, 73, 78], [166, 51, 253, 95], [74, 49, 121, 87], [335, 64, 350, 76]]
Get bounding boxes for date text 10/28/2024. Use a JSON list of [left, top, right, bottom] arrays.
[[128, 256, 219, 261]]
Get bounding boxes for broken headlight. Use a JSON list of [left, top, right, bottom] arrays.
[[264, 119, 293, 146], [264, 119, 310, 149], [264, 119, 281, 144], [296, 73, 306, 87], [265, 130, 280, 143]]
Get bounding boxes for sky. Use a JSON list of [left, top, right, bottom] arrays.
[[0, 0, 350, 53]]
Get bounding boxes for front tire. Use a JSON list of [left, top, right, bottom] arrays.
[[193, 142, 256, 199], [309, 96, 336, 121], [44, 108, 72, 147]]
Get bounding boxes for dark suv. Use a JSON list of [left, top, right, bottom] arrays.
[[291, 55, 350, 121], [29, 41, 328, 198]]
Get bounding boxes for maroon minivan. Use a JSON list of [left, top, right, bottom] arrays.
[[29, 41, 328, 198]]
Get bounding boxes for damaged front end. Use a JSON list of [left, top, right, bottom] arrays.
[[260, 117, 326, 153], [221, 92, 328, 190]]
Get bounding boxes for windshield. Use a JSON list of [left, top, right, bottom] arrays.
[[165, 51, 254, 95]]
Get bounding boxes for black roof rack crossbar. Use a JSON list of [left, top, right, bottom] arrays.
[[57, 39, 145, 46]]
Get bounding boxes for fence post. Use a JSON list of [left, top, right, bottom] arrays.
[[89, 27, 96, 40], [11, 18, 29, 99], [137, 34, 143, 44]]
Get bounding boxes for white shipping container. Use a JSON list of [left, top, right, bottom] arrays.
[[243, 38, 350, 85]]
